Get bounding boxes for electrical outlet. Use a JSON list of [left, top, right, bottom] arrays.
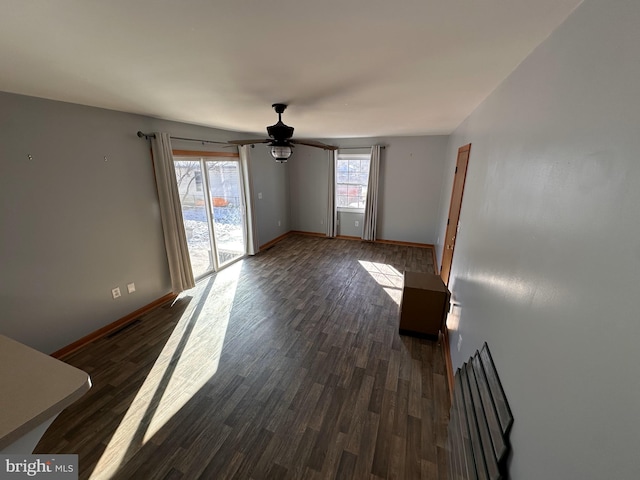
[[127, 282, 136, 294], [355, 220, 359, 227], [457, 334, 463, 352], [321, 219, 324, 225], [278, 220, 281, 227], [111, 287, 121, 299], [258, 192, 263, 199]]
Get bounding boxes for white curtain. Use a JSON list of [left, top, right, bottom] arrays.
[[326, 150, 337, 237], [151, 132, 195, 292], [362, 145, 381, 241], [239, 145, 259, 255]]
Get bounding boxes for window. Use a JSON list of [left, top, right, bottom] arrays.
[[336, 153, 370, 211]]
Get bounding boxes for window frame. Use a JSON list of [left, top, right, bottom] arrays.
[[335, 152, 371, 213]]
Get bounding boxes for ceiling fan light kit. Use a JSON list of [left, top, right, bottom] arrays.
[[270, 143, 293, 163], [228, 103, 337, 162]]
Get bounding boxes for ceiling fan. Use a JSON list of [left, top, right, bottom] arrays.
[[228, 104, 337, 162]]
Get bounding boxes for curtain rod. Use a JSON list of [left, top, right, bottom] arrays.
[[137, 131, 384, 150], [337, 145, 386, 150], [137, 131, 231, 146]]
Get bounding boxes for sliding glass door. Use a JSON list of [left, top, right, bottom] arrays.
[[207, 161, 245, 266], [173, 155, 246, 278]]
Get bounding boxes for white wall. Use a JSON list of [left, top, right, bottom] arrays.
[[0, 92, 288, 353], [290, 136, 448, 243], [436, 1, 640, 478]]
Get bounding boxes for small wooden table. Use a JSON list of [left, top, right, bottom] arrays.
[[399, 272, 450, 338]]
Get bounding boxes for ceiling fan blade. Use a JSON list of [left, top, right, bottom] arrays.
[[228, 139, 270, 146], [291, 139, 338, 151]]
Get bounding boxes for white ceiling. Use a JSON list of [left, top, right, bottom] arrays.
[[0, 0, 582, 138]]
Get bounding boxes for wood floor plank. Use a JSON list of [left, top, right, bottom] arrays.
[[263, 462, 288, 480], [175, 424, 231, 478], [393, 378, 410, 439], [344, 374, 376, 457], [385, 348, 401, 392], [371, 388, 396, 477], [307, 384, 347, 471], [337, 367, 366, 434], [335, 450, 358, 480], [289, 427, 318, 479], [160, 467, 183, 480], [352, 411, 381, 479], [388, 434, 407, 480], [405, 415, 422, 480], [35, 235, 450, 479], [368, 358, 389, 414]]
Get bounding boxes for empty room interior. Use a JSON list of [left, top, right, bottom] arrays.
[[2, 1, 640, 479]]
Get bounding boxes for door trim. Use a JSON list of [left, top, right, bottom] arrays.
[[440, 143, 471, 285]]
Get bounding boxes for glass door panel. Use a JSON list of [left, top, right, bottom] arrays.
[[174, 160, 214, 278], [206, 161, 246, 266]]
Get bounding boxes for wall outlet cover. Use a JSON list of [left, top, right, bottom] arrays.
[[112, 287, 121, 299]]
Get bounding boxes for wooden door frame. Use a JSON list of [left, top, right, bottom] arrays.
[[440, 143, 471, 285], [440, 143, 471, 398]]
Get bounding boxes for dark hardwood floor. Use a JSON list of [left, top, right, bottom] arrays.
[[36, 234, 450, 479]]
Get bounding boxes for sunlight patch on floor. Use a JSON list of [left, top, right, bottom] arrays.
[[358, 260, 403, 305], [90, 262, 242, 479]]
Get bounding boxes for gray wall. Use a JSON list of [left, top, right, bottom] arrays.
[[0, 93, 169, 353], [249, 144, 290, 246], [289, 146, 329, 234], [435, 1, 640, 478], [0, 92, 286, 353], [290, 136, 448, 242], [337, 211, 362, 238], [375, 136, 447, 243]]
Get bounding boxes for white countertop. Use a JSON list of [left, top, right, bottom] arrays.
[[0, 335, 91, 450]]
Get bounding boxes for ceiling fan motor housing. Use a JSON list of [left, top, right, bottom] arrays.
[[267, 122, 294, 142], [267, 103, 294, 143]]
